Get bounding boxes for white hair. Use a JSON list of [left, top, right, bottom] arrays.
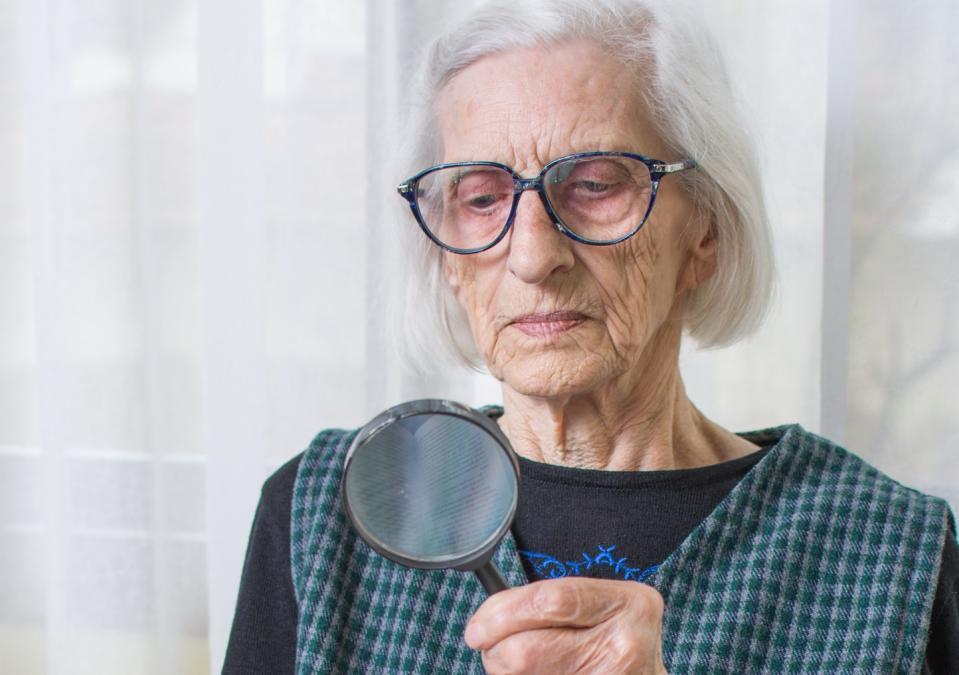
[[387, 0, 775, 372]]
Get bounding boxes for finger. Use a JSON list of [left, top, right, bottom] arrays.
[[481, 627, 595, 675], [480, 622, 664, 675], [465, 577, 658, 650]]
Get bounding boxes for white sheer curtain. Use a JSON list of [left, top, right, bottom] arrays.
[[0, 1, 955, 673]]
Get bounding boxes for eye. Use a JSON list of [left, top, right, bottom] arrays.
[[454, 170, 512, 211], [549, 158, 630, 200], [467, 194, 500, 208], [575, 180, 612, 194]]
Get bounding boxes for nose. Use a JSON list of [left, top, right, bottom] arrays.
[[506, 189, 575, 284]]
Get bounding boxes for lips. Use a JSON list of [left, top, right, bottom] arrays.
[[509, 310, 588, 338], [512, 310, 587, 324]]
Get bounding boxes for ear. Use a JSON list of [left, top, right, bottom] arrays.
[[678, 218, 718, 292]]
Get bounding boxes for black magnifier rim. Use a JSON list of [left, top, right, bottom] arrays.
[[341, 399, 520, 571]]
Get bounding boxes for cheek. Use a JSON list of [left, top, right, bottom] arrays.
[[589, 222, 683, 356], [445, 255, 501, 344], [594, 233, 662, 342]]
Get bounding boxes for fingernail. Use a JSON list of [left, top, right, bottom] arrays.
[[464, 621, 485, 648]]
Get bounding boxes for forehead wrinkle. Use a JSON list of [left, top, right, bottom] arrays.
[[440, 100, 642, 174], [435, 41, 666, 171], [435, 94, 510, 162]]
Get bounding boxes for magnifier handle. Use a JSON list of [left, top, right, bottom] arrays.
[[474, 562, 509, 595]]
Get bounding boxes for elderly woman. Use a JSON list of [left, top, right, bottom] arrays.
[[223, 1, 958, 673]]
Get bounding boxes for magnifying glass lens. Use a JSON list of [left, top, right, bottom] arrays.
[[344, 412, 516, 563]]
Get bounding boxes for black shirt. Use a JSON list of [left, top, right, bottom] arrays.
[[512, 447, 775, 583], [223, 448, 959, 674]]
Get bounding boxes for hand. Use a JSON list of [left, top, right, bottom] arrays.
[[464, 577, 668, 674]]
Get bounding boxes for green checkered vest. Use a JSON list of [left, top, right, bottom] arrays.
[[291, 413, 952, 674]]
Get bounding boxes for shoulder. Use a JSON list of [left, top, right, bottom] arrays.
[[287, 427, 361, 598], [250, 436, 341, 531], [767, 424, 954, 550], [291, 427, 359, 503], [288, 426, 359, 512], [787, 424, 947, 501], [259, 451, 303, 510]]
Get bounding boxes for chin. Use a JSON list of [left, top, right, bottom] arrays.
[[495, 348, 615, 400]]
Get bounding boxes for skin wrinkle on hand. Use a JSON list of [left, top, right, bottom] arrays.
[[437, 38, 758, 474], [467, 578, 668, 673]]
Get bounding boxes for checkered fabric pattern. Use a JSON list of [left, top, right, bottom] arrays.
[[291, 415, 952, 674], [650, 424, 951, 674]]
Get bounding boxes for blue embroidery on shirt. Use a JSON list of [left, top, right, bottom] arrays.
[[519, 545, 659, 582]]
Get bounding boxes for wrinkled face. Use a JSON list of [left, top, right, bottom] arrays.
[[436, 40, 714, 399]]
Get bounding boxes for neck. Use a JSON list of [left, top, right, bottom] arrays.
[[497, 322, 758, 471]]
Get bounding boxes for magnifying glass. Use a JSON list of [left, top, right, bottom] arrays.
[[341, 399, 519, 595]]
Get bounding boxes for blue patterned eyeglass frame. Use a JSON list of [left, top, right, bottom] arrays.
[[396, 151, 697, 255]]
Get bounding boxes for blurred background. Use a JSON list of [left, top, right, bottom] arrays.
[[1, 0, 956, 673]]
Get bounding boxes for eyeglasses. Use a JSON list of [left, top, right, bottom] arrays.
[[397, 151, 696, 254]]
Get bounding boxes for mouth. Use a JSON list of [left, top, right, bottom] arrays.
[[509, 310, 588, 338]]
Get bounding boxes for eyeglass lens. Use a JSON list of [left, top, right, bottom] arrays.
[[414, 156, 653, 251]]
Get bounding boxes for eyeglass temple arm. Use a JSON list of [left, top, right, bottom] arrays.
[[652, 159, 697, 176]]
